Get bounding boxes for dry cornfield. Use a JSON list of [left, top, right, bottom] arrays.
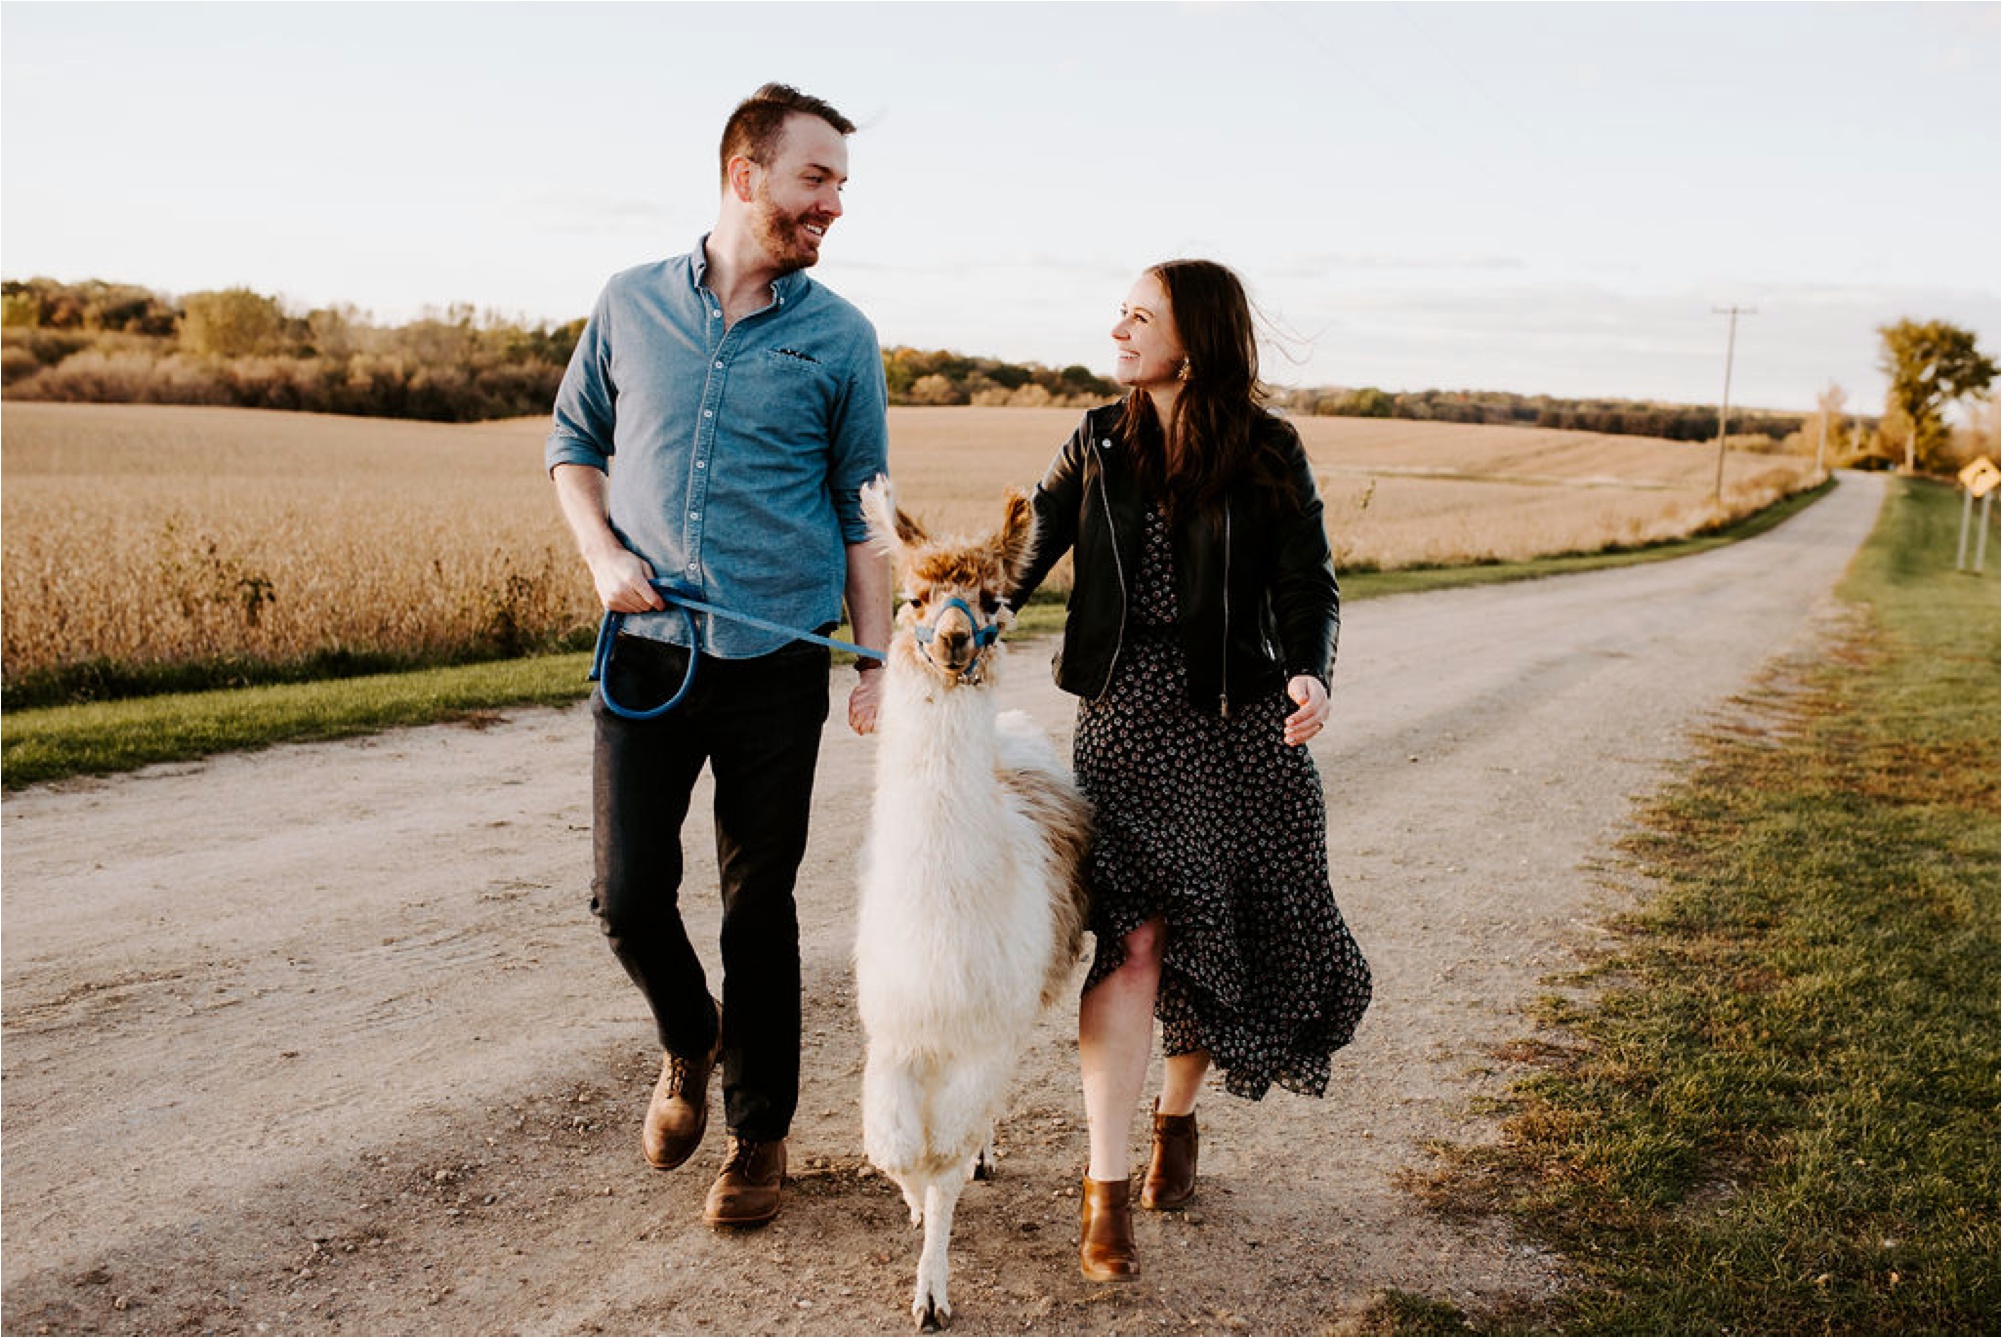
[[1, 401, 1817, 687], [883, 407, 1818, 573]]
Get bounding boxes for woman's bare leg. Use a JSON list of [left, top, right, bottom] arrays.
[[1079, 919, 1166, 1181], [1158, 1050, 1210, 1118]]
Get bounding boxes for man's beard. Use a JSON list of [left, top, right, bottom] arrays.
[[752, 185, 824, 275]]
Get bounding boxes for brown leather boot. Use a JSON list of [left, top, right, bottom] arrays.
[[641, 998, 722, 1171], [1141, 1100, 1198, 1210], [1079, 1176, 1138, 1281], [703, 1136, 787, 1227]]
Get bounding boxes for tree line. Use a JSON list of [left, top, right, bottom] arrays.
[[4, 280, 1991, 471], [2, 278, 583, 422], [0, 279, 1127, 421], [1275, 383, 1811, 444], [881, 346, 1117, 407]]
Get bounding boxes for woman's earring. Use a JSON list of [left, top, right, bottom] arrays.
[[1177, 358, 1192, 382]]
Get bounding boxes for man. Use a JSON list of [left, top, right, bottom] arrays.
[[545, 83, 892, 1229]]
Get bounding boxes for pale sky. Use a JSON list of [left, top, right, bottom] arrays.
[[3, 1, 1997, 413]]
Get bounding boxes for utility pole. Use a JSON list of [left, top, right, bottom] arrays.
[[1711, 305, 1757, 507]]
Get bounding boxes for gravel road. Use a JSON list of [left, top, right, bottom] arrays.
[[0, 472, 1885, 1336]]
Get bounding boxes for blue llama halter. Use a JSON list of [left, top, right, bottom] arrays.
[[911, 596, 1002, 682], [912, 598, 1001, 651]]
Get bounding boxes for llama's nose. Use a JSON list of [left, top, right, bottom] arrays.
[[930, 608, 979, 666]]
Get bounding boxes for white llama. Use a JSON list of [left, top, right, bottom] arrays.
[[855, 478, 1091, 1334]]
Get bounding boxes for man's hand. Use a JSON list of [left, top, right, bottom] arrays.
[[590, 546, 665, 614], [848, 665, 883, 735], [552, 463, 665, 614], [841, 537, 893, 736]]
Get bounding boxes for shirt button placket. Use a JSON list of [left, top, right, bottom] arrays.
[[689, 331, 726, 590]]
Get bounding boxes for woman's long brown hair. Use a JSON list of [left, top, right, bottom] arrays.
[[1117, 259, 1290, 524]]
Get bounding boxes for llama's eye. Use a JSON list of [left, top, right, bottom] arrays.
[[979, 595, 1001, 616]]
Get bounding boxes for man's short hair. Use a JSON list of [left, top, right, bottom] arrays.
[[719, 83, 856, 182]]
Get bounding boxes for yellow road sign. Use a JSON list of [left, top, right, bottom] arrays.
[[1958, 457, 2000, 499]]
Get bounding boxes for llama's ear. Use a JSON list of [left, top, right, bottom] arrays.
[[859, 475, 927, 556], [995, 487, 1038, 583]]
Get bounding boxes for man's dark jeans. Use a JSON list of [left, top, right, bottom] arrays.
[[591, 633, 831, 1143]]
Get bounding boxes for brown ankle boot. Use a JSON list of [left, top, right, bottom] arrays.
[[703, 1136, 787, 1227], [642, 997, 722, 1171], [1079, 1176, 1138, 1281], [1141, 1100, 1198, 1210]]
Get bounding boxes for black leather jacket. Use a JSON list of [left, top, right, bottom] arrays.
[[1009, 402, 1340, 714]]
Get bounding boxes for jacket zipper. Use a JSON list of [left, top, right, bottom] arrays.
[[1219, 498, 1232, 718], [1091, 433, 1127, 704]]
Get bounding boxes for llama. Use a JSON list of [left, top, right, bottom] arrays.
[[854, 477, 1091, 1334]]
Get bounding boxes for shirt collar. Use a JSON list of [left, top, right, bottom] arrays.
[[690, 233, 808, 306], [690, 234, 714, 290]]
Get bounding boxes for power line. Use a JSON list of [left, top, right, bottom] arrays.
[[1392, 5, 1540, 148], [1255, 2, 1452, 152]]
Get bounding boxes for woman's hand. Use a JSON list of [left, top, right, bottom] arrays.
[[1282, 675, 1328, 747]]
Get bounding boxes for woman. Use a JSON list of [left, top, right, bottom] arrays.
[[1008, 260, 1372, 1281]]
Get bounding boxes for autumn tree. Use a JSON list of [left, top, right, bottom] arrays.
[[1959, 393, 1999, 465], [1341, 387, 1395, 418], [906, 373, 963, 406], [1877, 319, 1998, 473], [1810, 381, 1848, 469], [181, 288, 287, 358]]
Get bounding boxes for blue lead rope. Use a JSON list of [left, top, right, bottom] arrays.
[[589, 580, 887, 721]]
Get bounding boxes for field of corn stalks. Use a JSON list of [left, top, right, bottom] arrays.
[[1, 402, 1818, 694]]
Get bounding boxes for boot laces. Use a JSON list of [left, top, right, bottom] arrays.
[[661, 1052, 699, 1099], [722, 1137, 771, 1175]]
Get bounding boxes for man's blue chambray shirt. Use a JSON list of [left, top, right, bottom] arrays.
[[545, 239, 890, 659]]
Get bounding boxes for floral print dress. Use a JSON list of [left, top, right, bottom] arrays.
[[1074, 503, 1372, 1100]]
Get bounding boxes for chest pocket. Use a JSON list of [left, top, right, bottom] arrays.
[[726, 346, 839, 454]]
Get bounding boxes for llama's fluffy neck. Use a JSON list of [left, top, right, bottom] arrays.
[[867, 637, 1026, 918], [874, 638, 1006, 798]]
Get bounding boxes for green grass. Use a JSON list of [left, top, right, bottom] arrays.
[[0, 479, 1840, 789], [1, 653, 595, 788], [0, 634, 598, 713], [1401, 475, 2000, 1335]]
